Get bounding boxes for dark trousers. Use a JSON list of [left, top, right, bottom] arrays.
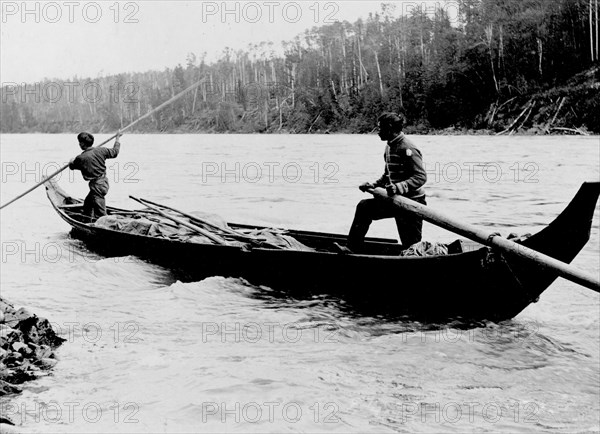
[[83, 177, 109, 221], [348, 195, 427, 251]]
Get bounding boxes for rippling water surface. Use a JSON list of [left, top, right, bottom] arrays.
[[0, 134, 599, 432]]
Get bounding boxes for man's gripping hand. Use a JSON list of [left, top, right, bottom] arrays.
[[385, 184, 398, 196], [359, 182, 375, 193], [386, 182, 408, 197]]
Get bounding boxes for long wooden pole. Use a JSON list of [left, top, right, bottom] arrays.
[[135, 197, 285, 249], [368, 188, 600, 293], [0, 77, 207, 211], [136, 197, 258, 242], [129, 196, 229, 246]]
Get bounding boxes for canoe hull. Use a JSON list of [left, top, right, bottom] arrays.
[[45, 179, 600, 322]]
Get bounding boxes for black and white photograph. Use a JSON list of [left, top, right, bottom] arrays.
[[1, 0, 599, 432]]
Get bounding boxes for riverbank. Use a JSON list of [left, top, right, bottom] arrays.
[[143, 66, 600, 136], [2, 66, 597, 137], [3, 126, 595, 136]]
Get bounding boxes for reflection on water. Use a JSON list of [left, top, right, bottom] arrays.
[[0, 134, 598, 432]]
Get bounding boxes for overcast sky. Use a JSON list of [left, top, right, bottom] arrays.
[[0, 1, 397, 84]]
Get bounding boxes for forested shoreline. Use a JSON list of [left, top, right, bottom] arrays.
[[1, 0, 599, 135]]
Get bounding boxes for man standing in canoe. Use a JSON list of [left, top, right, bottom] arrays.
[[346, 112, 427, 252], [69, 131, 121, 221]]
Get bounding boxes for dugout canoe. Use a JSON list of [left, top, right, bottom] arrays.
[[45, 179, 600, 322]]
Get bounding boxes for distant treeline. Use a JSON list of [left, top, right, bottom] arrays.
[[1, 0, 599, 134]]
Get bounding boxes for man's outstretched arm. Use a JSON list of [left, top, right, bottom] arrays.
[[105, 131, 122, 159]]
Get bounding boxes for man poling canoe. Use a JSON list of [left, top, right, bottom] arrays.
[[68, 131, 122, 222], [341, 112, 428, 253], [332, 113, 600, 293]]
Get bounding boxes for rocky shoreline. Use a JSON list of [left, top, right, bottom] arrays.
[[0, 297, 65, 398]]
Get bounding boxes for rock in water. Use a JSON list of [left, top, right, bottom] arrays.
[[0, 297, 65, 397]]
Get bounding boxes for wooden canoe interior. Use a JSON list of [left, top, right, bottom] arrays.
[[48, 186, 455, 256]]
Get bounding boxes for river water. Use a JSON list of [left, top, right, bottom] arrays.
[[0, 134, 599, 432]]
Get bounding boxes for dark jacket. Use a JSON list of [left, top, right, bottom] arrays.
[[373, 133, 426, 198], [69, 143, 120, 181]]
